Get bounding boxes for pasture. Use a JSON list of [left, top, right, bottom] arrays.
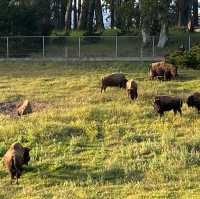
[[0, 61, 200, 199]]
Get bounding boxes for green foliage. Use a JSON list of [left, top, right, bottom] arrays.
[[0, 144, 6, 157], [50, 30, 69, 37], [0, 0, 52, 36], [166, 44, 200, 69]]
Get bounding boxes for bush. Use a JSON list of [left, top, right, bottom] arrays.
[[166, 44, 200, 69]]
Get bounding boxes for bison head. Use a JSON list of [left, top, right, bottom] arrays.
[[121, 79, 128, 89], [187, 95, 194, 107], [130, 89, 138, 100]]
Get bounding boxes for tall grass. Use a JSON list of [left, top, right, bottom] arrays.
[[0, 61, 200, 198]]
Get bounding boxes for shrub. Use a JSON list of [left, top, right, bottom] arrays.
[[166, 44, 200, 69]]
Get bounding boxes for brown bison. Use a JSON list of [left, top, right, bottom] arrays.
[[17, 100, 32, 116], [126, 80, 138, 100], [149, 61, 177, 81], [101, 73, 128, 93], [3, 143, 31, 184], [187, 92, 200, 113], [154, 95, 183, 116]]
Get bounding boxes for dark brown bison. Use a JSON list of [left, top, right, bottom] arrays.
[[187, 92, 200, 113], [126, 80, 138, 100], [101, 73, 128, 93], [154, 95, 183, 116], [3, 143, 31, 184], [149, 61, 177, 81]]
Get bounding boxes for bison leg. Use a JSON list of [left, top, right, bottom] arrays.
[[159, 111, 164, 117], [101, 86, 106, 93], [173, 109, 177, 115], [127, 90, 130, 98], [177, 108, 182, 116], [10, 172, 15, 185]]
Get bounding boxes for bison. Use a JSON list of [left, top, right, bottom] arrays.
[[154, 95, 183, 116], [3, 143, 31, 184], [126, 80, 138, 100], [101, 73, 128, 93], [187, 92, 200, 113], [149, 61, 177, 81]]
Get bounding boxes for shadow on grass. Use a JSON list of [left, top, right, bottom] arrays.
[[45, 164, 144, 184], [177, 74, 200, 82]]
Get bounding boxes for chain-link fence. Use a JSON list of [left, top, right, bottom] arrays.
[[0, 35, 199, 60]]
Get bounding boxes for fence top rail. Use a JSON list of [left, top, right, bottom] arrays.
[[0, 35, 198, 39]]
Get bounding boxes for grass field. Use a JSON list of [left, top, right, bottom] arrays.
[[0, 61, 200, 199]]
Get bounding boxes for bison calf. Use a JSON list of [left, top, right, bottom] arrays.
[[126, 80, 138, 100], [187, 92, 200, 113], [3, 143, 31, 184], [154, 95, 183, 116], [101, 73, 127, 93]]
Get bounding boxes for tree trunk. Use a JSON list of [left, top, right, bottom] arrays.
[[87, 0, 95, 33], [65, 0, 73, 31], [157, 23, 168, 48], [60, 0, 66, 29], [193, 0, 198, 26], [95, 0, 104, 32], [78, 0, 82, 21], [140, 0, 151, 46], [110, 0, 115, 28], [73, 0, 78, 29], [78, 0, 89, 30], [141, 28, 151, 46], [177, 0, 192, 27]]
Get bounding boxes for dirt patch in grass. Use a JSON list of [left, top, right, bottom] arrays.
[[0, 101, 50, 117]]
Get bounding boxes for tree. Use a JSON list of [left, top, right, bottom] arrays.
[[192, 0, 198, 27], [65, 0, 73, 31], [73, 0, 78, 29], [176, 0, 192, 27], [157, 0, 171, 48], [140, 0, 158, 45], [95, 0, 105, 32], [78, 0, 104, 33]]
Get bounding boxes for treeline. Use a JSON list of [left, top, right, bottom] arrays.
[[0, 0, 198, 46]]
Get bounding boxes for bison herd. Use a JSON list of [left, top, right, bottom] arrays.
[[2, 61, 200, 184], [101, 61, 200, 116]]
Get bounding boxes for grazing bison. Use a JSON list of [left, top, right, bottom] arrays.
[[187, 92, 200, 113], [3, 143, 31, 184], [149, 61, 177, 80], [154, 95, 183, 116], [126, 80, 138, 100], [101, 73, 127, 93]]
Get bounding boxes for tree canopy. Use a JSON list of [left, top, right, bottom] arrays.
[[0, 0, 198, 46]]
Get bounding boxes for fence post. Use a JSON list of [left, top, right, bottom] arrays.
[[78, 37, 81, 58], [42, 36, 45, 58], [6, 37, 9, 58], [115, 36, 118, 57], [140, 46, 143, 59], [188, 34, 191, 51], [152, 36, 155, 57]]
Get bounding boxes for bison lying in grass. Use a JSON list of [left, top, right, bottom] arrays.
[[101, 73, 127, 93], [187, 92, 200, 113], [3, 143, 31, 184], [154, 95, 183, 116], [126, 80, 138, 100], [149, 61, 177, 81]]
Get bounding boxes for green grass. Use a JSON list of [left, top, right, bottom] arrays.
[[0, 61, 200, 199]]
